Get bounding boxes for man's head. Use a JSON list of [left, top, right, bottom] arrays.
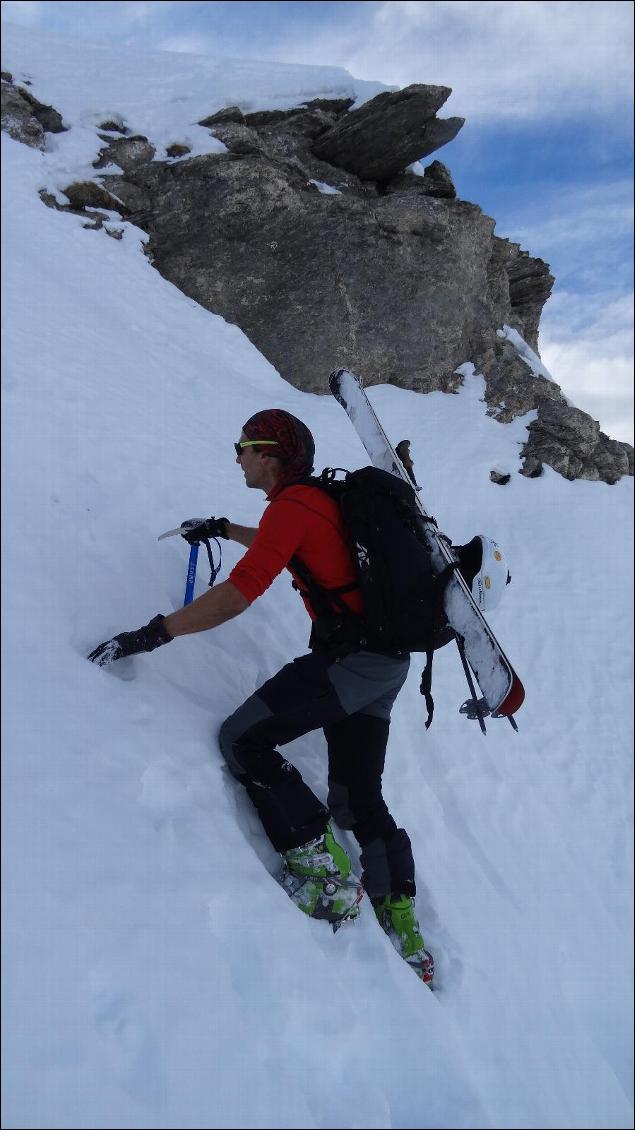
[[235, 409, 315, 496]]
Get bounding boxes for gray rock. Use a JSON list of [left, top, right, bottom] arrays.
[[22, 81, 627, 485], [519, 456, 544, 479], [311, 85, 464, 182], [490, 470, 511, 485], [480, 337, 632, 482], [98, 117, 127, 134], [1, 79, 66, 148], [108, 153, 502, 395], [92, 174, 152, 216], [421, 160, 456, 198], [506, 249, 554, 352], [1, 82, 45, 147], [297, 97, 355, 116], [200, 102, 373, 195], [95, 133, 631, 481], [248, 107, 338, 141], [20, 84, 66, 133], [62, 180, 129, 213], [166, 143, 191, 158], [199, 106, 245, 127], [205, 120, 268, 158], [480, 338, 561, 423], [385, 160, 456, 198], [521, 401, 632, 484], [93, 135, 156, 171], [485, 238, 554, 352]]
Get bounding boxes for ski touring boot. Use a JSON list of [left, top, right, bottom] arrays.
[[374, 893, 435, 986], [280, 823, 364, 931]]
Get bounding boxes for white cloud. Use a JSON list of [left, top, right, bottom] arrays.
[[3, 1, 632, 125], [539, 291, 634, 444], [506, 182, 633, 256], [274, 0, 633, 124]]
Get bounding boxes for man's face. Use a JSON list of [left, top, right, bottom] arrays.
[[236, 433, 270, 490]]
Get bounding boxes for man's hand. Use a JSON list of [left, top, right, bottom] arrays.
[[180, 517, 229, 545], [87, 614, 173, 666]]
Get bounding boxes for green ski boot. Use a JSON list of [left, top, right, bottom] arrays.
[[374, 893, 434, 985], [280, 824, 363, 930]]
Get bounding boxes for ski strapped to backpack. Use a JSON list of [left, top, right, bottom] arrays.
[[327, 368, 525, 731]]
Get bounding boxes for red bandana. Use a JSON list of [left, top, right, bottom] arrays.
[[242, 409, 315, 497]]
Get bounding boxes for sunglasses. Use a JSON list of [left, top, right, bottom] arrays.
[[234, 439, 279, 456]]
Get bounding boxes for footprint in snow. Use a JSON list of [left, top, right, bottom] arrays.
[[139, 758, 193, 826], [90, 980, 165, 1105]]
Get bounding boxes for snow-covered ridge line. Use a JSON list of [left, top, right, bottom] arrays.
[[1, 22, 388, 160]]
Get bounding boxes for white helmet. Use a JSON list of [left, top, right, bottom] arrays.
[[456, 536, 511, 612]]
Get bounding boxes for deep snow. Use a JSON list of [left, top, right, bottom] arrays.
[[1, 24, 633, 1130]]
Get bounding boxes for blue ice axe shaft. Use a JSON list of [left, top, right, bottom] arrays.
[[184, 542, 199, 606]]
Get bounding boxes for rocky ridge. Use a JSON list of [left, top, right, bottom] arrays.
[[2, 72, 632, 484]]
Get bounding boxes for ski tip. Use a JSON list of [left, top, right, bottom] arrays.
[[494, 675, 525, 718], [328, 368, 362, 399], [328, 369, 346, 400]]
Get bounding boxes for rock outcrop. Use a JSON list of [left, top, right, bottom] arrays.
[[1, 72, 67, 148], [93, 134, 156, 172], [311, 85, 464, 182], [93, 92, 553, 406], [521, 402, 633, 483], [2, 73, 632, 484]]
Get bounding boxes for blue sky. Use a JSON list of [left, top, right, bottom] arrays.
[[2, 0, 633, 442]]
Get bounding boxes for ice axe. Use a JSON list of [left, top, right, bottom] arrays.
[[184, 543, 199, 606], [158, 525, 222, 606]]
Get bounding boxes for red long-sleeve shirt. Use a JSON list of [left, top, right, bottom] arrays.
[[228, 484, 363, 621]]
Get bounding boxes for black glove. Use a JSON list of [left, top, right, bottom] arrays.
[[180, 517, 229, 545], [87, 614, 173, 667]]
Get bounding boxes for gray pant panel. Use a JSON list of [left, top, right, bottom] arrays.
[[218, 694, 274, 777], [326, 650, 410, 720]]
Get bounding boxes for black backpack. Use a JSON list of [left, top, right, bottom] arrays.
[[289, 466, 456, 726]]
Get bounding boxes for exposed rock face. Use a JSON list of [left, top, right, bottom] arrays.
[[386, 160, 457, 199], [1, 74, 67, 148], [311, 85, 464, 182], [105, 152, 510, 398], [521, 402, 633, 483], [96, 93, 550, 404], [481, 338, 562, 422], [199, 101, 377, 195], [61, 180, 129, 213], [2, 76, 632, 483], [482, 338, 632, 481], [165, 143, 191, 159]]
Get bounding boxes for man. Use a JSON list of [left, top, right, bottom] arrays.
[[88, 408, 434, 983]]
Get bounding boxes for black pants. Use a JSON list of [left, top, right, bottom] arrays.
[[219, 648, 416, 899]]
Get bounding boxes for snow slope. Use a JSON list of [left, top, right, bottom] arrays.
[[2, 25, 633, 1130]]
